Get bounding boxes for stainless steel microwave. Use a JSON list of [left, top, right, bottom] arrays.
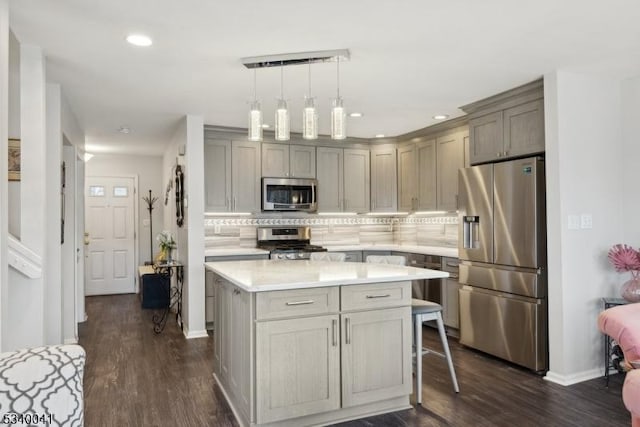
[[262, 178, 317, 212]]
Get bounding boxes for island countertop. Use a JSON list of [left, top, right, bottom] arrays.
[[204, 259, 449, 292]]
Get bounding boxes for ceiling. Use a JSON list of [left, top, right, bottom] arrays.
[[8, 0, 640, 156]]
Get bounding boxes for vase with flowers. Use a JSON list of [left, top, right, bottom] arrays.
[[156, 231, 177, 265], [608, 244, 640, 302]]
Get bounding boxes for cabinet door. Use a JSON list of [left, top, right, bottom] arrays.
[[256, 315, 341, 424], [232, 140, 261, 212], [370, 146, 397, 212], [437, 131, 464, 211], [341, 306, 412, 407], [442, 277, 461, 329], [205, 270, 215, 327], [416, 139, 437, 211], [214, 279, 232, 381], [343, 148, 370, 213], [262, 142, 289, 177], [230, 285, 252, 420], [204, 139, 232, 212], [468, 111, 503, 164], [290, 145, 316, 178], [397, 144, 417, 211], [503, 99, 544, 158], [316, 147, 344, 212]]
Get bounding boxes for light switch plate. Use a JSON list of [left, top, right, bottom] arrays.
[[568, 215, 580, 230], [580, 214, 593, 229]]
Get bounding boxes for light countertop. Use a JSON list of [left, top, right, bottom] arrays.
[[205, 245, 457, 258], [204, 259, 449, 292], [324, 244, 458, 258]]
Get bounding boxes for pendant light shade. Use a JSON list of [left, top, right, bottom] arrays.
[[331, 57, 346, 140], [302, 61, 318, 140], [275, 63, 290, 141], [247, 70, 263, 141]]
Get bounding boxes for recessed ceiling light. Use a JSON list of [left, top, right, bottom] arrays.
[[261, 124, 270, 128], [433, 114, 449, 120], [118, 126, 131, 134], [349, 112, 363, 118], [126, 34, 153, 47], [375, 134, 385, 138]]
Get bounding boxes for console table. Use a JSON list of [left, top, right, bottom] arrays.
[[603, 297, 630, 386], [140, 262, 184, 333]]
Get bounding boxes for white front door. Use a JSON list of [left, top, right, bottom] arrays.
[[85, 176, 136, 295]]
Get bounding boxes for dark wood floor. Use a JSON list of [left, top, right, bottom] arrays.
[[79, 294, 629, 427]]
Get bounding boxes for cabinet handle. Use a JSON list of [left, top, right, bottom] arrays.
[[503, 151, 508, 157], [366, 294, 391, 299], [233, 197, 237, 211], [496, 152, 502, 157], [332, 319, 337, 347], [446, 262, 459, 268], [226, 198, 230, 209], [285, 300, 314, 306], [345, 317, 351, 344], [449, 274, 460, 280]]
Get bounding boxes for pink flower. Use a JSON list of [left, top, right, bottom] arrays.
[[608, 244, 640, 278]]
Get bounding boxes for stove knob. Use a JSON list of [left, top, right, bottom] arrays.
[[298, 253, 305, 258], [274, 254, 284, 260], [286, 253, 296, 260]]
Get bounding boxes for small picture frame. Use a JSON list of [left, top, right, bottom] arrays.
[[8, 138, 20, 181]]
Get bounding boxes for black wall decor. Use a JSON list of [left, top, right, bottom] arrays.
[[175, 164, 184, 227]]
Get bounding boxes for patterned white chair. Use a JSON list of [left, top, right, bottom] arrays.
[[309, 252, 346, 262], [0, 344, 86, 427]]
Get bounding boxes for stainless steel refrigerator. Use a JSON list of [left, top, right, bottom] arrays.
[[458, 156, 547, 372]]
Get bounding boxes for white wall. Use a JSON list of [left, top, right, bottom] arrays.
[[86, 153, 164, 266], [621, 76, 640, 245], [8, 30, 19, 237], [544, 71, 625, 385], [162, 115, 206, 338], [0, 0, 9, 352]]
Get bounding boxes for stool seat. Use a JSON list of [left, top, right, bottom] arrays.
[[412, 298, 442, 314]]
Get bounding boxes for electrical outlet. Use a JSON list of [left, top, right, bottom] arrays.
[[580, 214, 593, 229], [568, 215, 580, 230]]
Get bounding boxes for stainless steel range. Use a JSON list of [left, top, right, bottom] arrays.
[[257, 226, 327, 260]]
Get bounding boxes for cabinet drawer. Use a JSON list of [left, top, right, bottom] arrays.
[[256, 287, 339, 320], [341, 282, 411, 311]]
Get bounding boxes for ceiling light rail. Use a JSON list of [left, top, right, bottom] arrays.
[[241, 49, 350, 69]]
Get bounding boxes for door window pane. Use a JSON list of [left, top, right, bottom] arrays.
[[89, 186, 105, 197], [113, 186, 128, 197]]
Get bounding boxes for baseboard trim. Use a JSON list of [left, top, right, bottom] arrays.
[[183, 327, 209, 339], [64, 338, 78, 345], [544, 368, 602, 386]]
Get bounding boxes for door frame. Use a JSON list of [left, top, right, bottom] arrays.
[[85, 174, 140, 294]]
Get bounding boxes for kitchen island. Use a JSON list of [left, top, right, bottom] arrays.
[[204, 259, 449, 427]]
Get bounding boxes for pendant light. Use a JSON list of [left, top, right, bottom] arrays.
[[331, 57, 346, 140], [248, 69, 263, 141], [302, 60, 318, 140], [275, 62, 290, 141]]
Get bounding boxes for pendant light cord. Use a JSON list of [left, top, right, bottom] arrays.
[[336, 56, 340, 98], [308, 59, 312, 97], [253, 68, 257, 101], [280, 61, 284, 99]]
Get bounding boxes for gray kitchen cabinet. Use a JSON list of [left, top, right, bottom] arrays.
[[317, 147, 370, 213], [214, 278, 252, 422], [204, 139, 261, 213], [464, 81, 544, 165], [204, 139, 232, 212], [397, 144, 416, 212], [232, 140, 261, 212], [436, 130, 465, 211], [441, 257, 461, 331], [256, 314, 341, 423], [341, 306, 412, 407], [417, 140, 437, 211], [262, 142, 316, 178], [370, 145, 397, 212], [397, 140, 437, 212]]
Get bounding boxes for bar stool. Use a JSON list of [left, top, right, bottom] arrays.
[[309, 252, 346, 262], [365, 254, 459, 404], [413, 298, 460, 404]]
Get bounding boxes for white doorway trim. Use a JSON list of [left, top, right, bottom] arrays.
[[85, 174, 139, 295]]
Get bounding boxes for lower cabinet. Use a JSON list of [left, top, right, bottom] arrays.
[[212, 277, 412, 426]]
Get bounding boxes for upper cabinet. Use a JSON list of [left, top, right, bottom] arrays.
[[436, 130, 466, 212], [262, 143, 316, 178], [317, 147, 370, 213], [204, 138, 261, 213], [463, 79, 544, 165], [370, 145, 397, 212]]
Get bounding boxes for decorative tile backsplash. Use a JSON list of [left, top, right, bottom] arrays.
[[204, 215, 458, 250]]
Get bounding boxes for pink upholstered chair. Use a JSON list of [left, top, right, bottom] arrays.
[[598, 303, 640, 426]]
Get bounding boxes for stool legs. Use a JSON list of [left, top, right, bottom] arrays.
[[435, 312, 460, 393]]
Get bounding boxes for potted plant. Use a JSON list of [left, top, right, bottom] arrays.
[[156, 231, 176, 264], [608, 244, 640, 302]]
